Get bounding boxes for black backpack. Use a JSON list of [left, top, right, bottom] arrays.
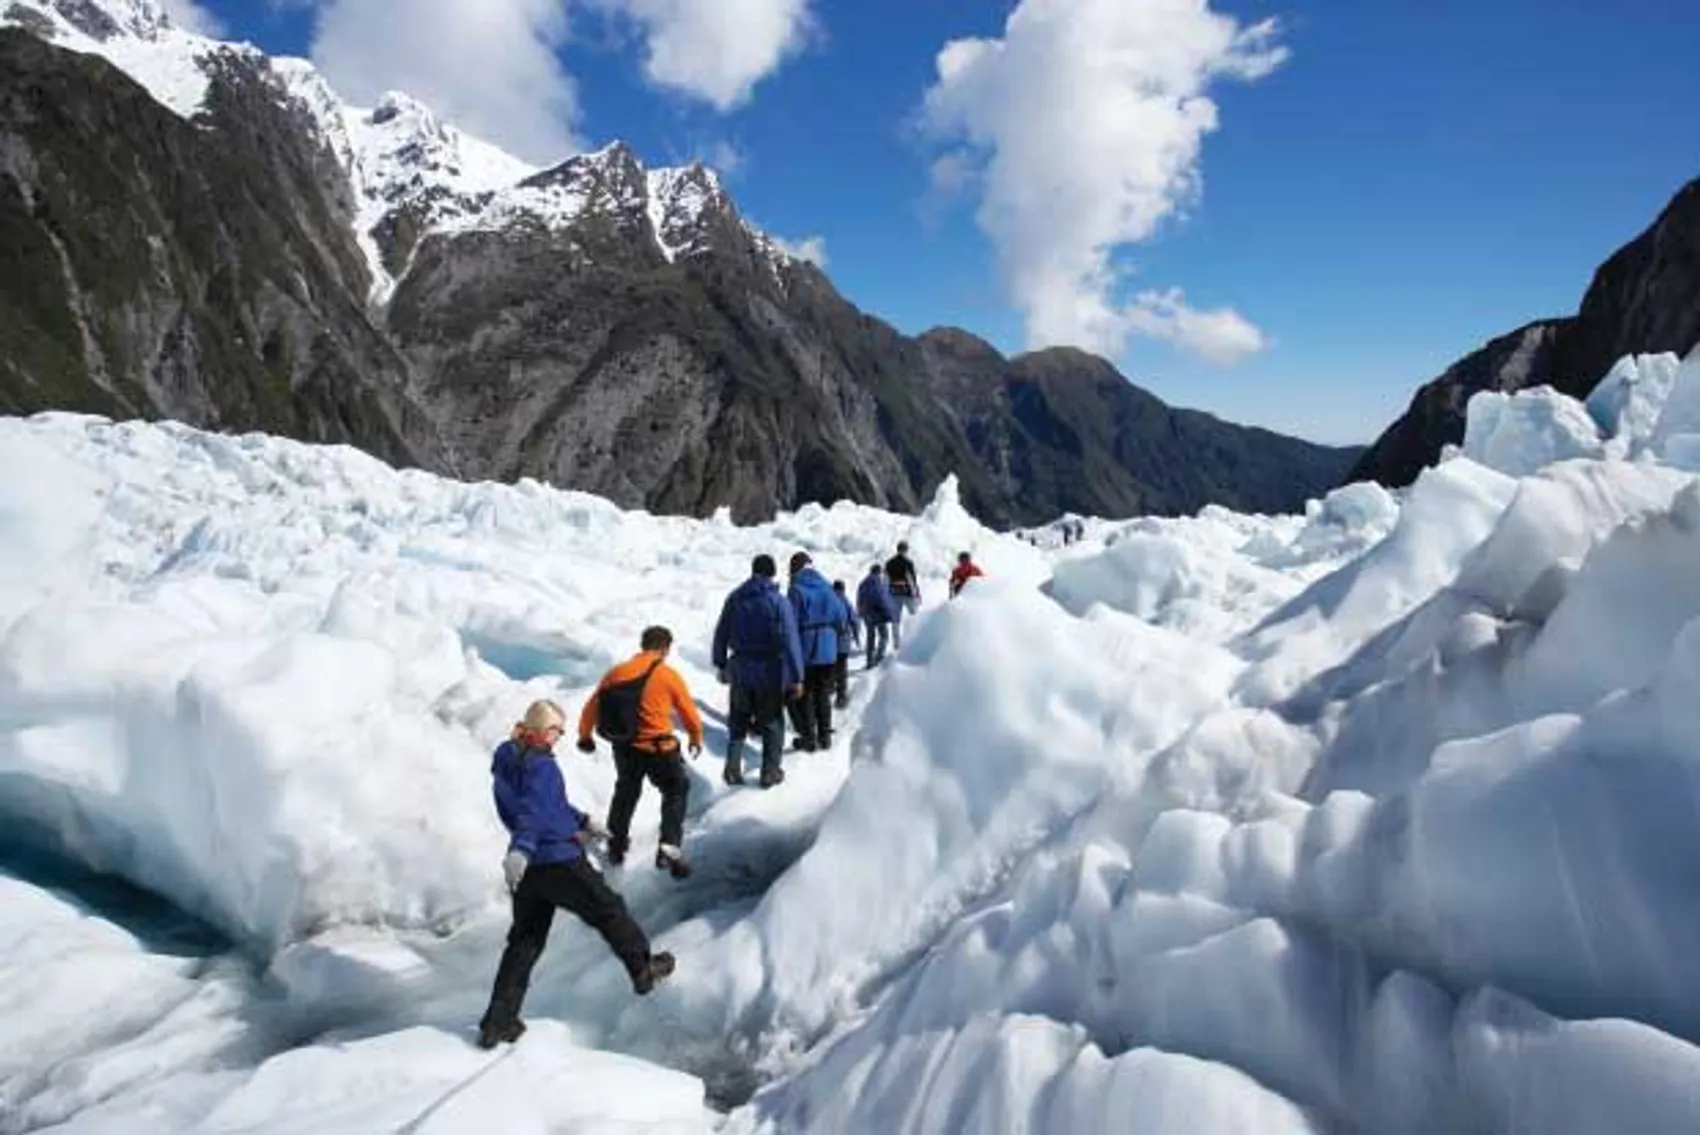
[[595, 657, 664, 744]]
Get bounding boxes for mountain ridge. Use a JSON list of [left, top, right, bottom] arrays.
[[0, 0, 1359, 525], [1351, 177, 1700, 488]]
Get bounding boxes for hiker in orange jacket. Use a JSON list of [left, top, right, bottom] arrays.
[[948, 551, 984, 599], [577, 626, 704, 879]]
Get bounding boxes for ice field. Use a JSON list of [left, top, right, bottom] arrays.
[[5, 348, 1700, 1131]]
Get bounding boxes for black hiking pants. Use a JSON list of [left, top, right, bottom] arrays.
[[607, 744, 690, 850], [833, 651, 851, 704], [726, 682, 786, 778], [787, 663, 837, 747], [480, 858, 650, 1031]]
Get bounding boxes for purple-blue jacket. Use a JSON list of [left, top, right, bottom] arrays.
[[492, 740, 589, 865]]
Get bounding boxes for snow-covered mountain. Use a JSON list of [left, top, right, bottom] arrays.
[[5, 342, 1700, 1131], [4, 0, 791, 305], [0, 0, 1357, 525], [2, 0, 241, 117]]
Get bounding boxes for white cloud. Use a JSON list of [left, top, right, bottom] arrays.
[[307, 0, 582, 164], [769, 233, 828, 268], [920, 0, 1285, 365], [1125, 288, 1268, 365], [158, 0, 223, 36], [702, 138, 745, 179], [594, 0, 814, 110]]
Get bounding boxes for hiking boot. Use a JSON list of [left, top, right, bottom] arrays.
[[656, 845, 692, 880], [834, 695, 849, 710], [633, 951, 677, 995], [759, 766, 786, 789], [722, 761, 744, 787], [792, 737, 816, 753], [476, 1018, 526, 1049], [606, 836, 629, 867], [819, 730, 834, 748]]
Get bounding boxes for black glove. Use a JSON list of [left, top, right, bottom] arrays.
[[576, 737, 596, 754]]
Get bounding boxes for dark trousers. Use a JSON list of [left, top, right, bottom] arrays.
[[479, 858, 650, 1030], [864, 619, 890, 667], [727, 682, 786, 777], [607, 745, 689, 850], [787, 663, 837, 746], [833, 652, 851, 703]]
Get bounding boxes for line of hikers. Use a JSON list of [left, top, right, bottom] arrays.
[[475, 541, 986, 1048]]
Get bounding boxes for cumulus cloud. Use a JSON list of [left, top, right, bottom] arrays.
[[920, 0, 1285, 364], [594, 0, 815, 109], [307, 0, 582, 164], [769, 232, 829, 268], [1126, 288, 1268, 365], [158, 0, 223, 36]]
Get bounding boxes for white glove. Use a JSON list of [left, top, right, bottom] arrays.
[[580, 817, 607, 843], [502, 850, 529, 893]]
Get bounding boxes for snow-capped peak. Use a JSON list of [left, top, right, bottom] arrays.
[[15, 0, 172, 43], [4, 0, 813, 294], [647, 164, 731, 262], [2, 0, 245, 120], [434, 141, 729, 260], [344, 91, 538, 209], [437, 142, 750, 267]]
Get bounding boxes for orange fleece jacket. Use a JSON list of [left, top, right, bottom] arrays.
[[578, 651, 704, 752]]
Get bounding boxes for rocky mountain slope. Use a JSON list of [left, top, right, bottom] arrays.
[[1351, 177, 1700, 487], [0, 20, 442, 470], [0, 0, 1358, 524]]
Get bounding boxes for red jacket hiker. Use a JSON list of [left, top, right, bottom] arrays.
[[948, 554, 983, 599]]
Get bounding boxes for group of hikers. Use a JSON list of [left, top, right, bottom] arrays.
[[475, 541, 984, 1048]]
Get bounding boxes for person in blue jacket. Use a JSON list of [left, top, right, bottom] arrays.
[[856, 562, 899, 668], [830, 579, 860, 710], [785, 551, 841, 751], [712, 554, 805, 788], [477, 699, 675, 1049]]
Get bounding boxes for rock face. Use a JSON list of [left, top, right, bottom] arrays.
[[1352, 178, 1700, 488], [919, 332, 1359, 519], [0, 3, 1360, 524], [0, 29, 445, 471]]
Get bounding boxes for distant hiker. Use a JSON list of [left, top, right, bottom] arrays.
[[884, 541, 921, 648], [831, 579, 859, 710], [711, 554, 805, 788], [948, 552, 984, 599], [477, 699, 675, 1050], [576, 627, 703, 880], [856, 562, 898, 667], [786, 551, 840, 751]]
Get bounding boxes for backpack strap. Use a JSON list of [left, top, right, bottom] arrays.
[[633, 656, 669, 748]]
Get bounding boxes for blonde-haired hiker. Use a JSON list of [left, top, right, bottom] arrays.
[[476, 698, 675, 1049]]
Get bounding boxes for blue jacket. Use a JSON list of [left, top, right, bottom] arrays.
[[788, 567, 840, 667], [832, 591, 858, 656], [712, 576, 805, 690], [491, 740, 588, 865], [857, 573, 899, 624]]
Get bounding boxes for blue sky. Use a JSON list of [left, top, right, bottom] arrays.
[[195, 0, 1698, 445]]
